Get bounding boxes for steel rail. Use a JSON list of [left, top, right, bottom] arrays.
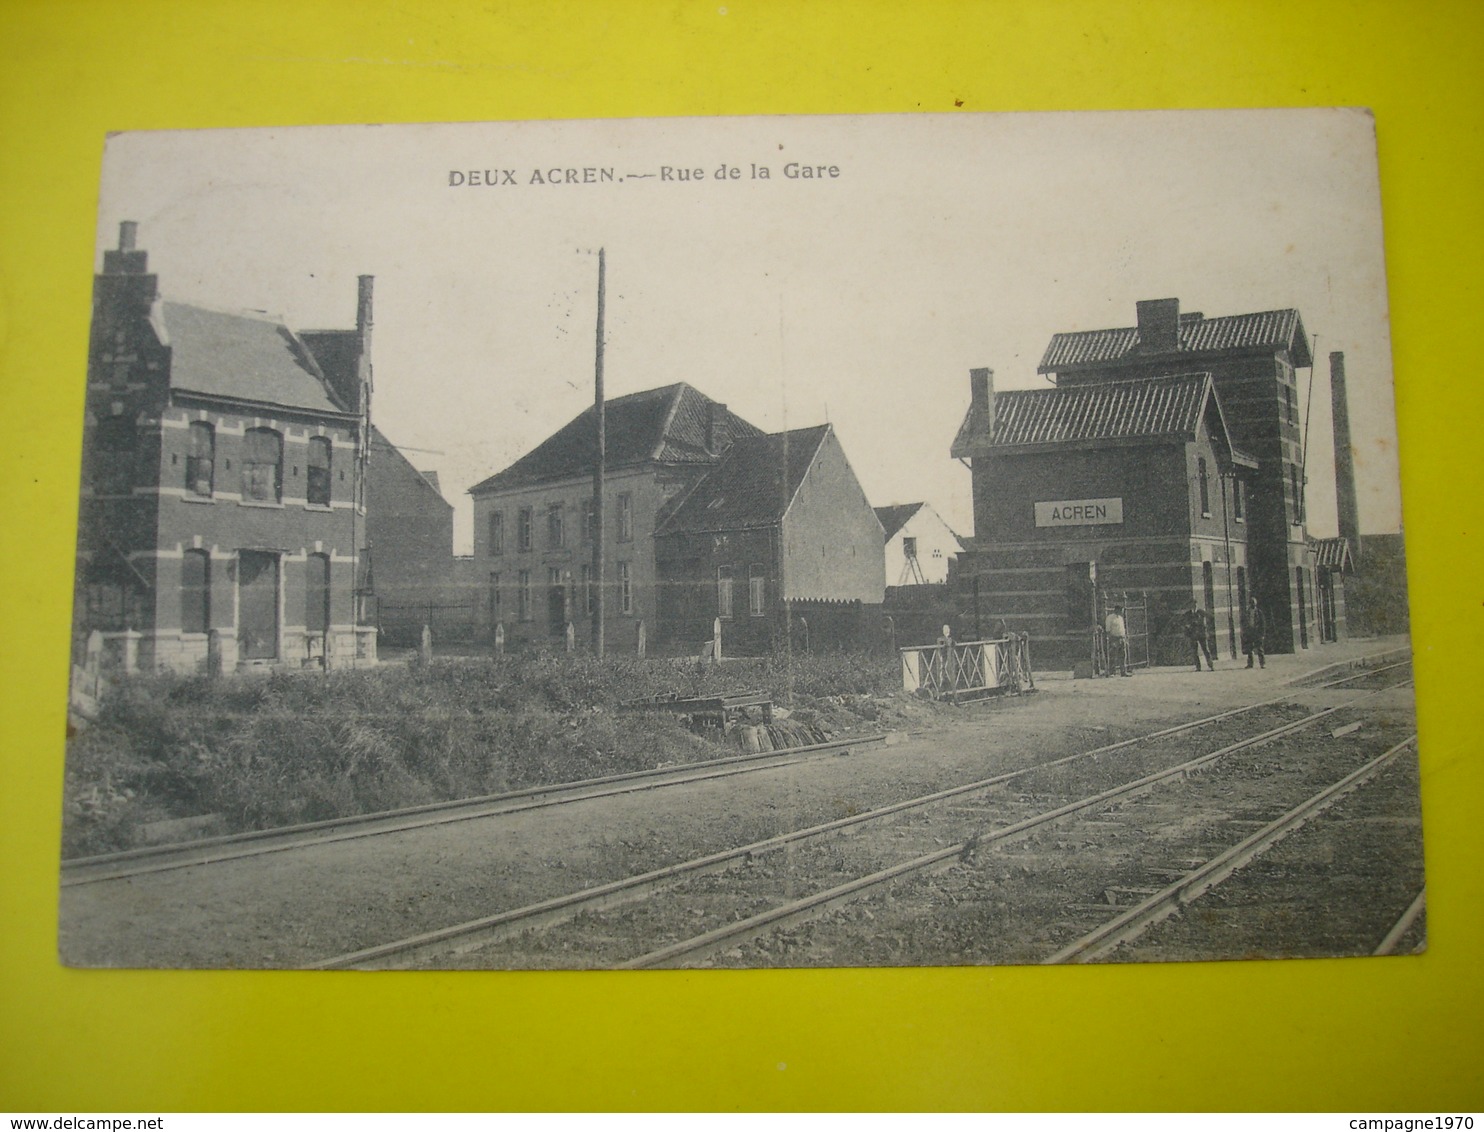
[[616, 704, 1401, 970], [1374, 887, 1427, 956], [319, 679, 1408, 970], [1044, 734, 1418, 965], [61, 732, 887, 886], [64, 648, 1410, 888]]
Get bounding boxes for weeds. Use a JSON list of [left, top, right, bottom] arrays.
[[62, 650, 900, 857]]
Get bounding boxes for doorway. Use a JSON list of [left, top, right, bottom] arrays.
[[238, 551, 279, 661]]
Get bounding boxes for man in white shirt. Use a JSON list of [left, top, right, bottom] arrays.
[[1104, 604, 1131, 677]]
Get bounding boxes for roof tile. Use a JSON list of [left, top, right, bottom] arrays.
[[1039, 308, 1311, 373]]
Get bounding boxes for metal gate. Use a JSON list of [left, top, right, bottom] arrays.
[[1093, 589, 1150, 674], [900, 635, 1035, 701]]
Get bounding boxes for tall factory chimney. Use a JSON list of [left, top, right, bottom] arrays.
[[1330, 350, 1361, 559]]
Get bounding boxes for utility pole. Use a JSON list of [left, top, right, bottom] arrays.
[[591, 248, 606, 658]]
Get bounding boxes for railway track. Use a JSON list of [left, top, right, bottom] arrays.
[[65, 654, 1411, 891], [1043, 735, 1418, 963], [311, 667, 1414, 970], [60, 732, 888, 887]]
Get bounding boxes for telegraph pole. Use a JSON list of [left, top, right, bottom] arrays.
[[591, 248, 606, 658]]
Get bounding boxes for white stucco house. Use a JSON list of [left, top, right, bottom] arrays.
[[874, 501, 964, 586]]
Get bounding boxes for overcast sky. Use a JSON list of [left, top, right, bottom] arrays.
[[95, 109, 1401, 554]]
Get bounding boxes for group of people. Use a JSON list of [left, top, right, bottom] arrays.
[[1102, 597, 1268, 676]]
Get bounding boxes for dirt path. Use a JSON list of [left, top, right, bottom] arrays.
[[58, 640, 1412, 969]]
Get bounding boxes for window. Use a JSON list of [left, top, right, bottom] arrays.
[[902, 536, 917, 559], [580, 563, 593, 613], [1198, 457, 1211, 517], [749, 565, 766, 616], [180, 549, 210, 634], [547, 502, 565, 549], [717, 566, 734, 619], [1233, 477, 1245, 522], [93, 416, 136, 495], [488, 511, 505, 555], [517, 569, 531, 620], [305, 553, 330, 634], [617, 493, 633, 542], [517, 507, 533, 552], [583, 497, 596, 543], [306, 436, 332, 506], [489, 572, 501, 623], [1285, 385, 1297, 425], [1291, 466, 1304, 522], [242, 427, 283, 503], [186, 421, 214, 496], [618, 561, 632, 614]]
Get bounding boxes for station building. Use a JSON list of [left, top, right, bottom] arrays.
[[952, 297, 1334, 667]]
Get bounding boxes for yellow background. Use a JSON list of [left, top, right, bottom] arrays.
[[2, 0, 1480, 1111]]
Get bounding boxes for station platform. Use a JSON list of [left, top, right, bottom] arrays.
[[1031, 634, 1413, 712]]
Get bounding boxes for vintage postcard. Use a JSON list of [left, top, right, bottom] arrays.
[[61, 109, 1420, 970]]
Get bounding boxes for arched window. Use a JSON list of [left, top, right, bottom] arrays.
[[305, 553, 330, 635], [186, 421, 214, 496], [306, 436, 332, 506], [180, 549, 210, 634], [1198, 457, 1211, 517], [242, 428, 283, 503]]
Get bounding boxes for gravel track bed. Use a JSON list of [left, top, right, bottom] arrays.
[[58, 657, 1411, 969], [684, 703, 1417, 969], [1103, 747, 1425, 962], [441, 700, 1396, 969]]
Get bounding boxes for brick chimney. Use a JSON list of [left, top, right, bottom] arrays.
[[1135, 297, 1181, 354], [970, 367, 996, 441], [355, 274, 375, 413], [1330, 351, 1361, 558], [706, 400, 730, 455], [102, 220, 150, 276]]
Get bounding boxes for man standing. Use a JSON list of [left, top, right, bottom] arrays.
[[1104, 603, 1131, 677], [1242, 597, 1267, 669], [1180, 602, 1214, 671]]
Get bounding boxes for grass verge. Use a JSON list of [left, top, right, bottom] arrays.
[[63, 650, 905, 857]]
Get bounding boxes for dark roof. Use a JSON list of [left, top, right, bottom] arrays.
[[368, 424, 451, 510], [874, 503, 925, 540], [299, 329, 363, 413], [1309, 536, 1354, 571], [469, 382, 763, 494], [951, 372, 1255, 466], [1038, 308, 1312, 373], [656, 425, 832, 535], [161, 301, 348, 414]]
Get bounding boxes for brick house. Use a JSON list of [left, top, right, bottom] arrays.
[[952, 366, 1257, 667], [467, 383, 763, 650], [1032, 298, 1318, 652], [73, 222, 377, 673], [654, 424, 886, 655], [363, 425, 456, 646]]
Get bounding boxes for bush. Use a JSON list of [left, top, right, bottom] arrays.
[[61, 650, 899, 856]]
